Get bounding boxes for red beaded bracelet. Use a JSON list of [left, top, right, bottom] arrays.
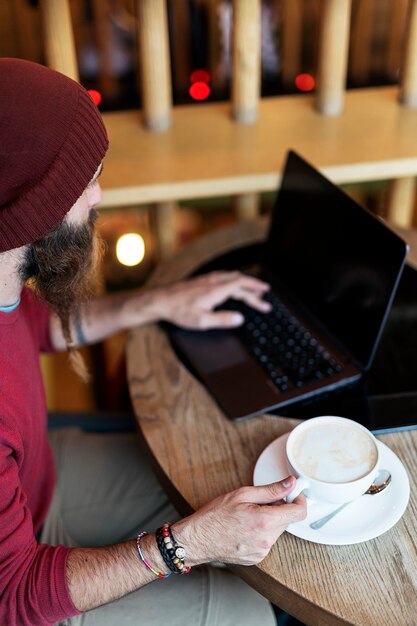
[[156, 523, 191, 574], [136, 531, 171, 579]]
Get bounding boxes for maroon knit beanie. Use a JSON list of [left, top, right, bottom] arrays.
[[0, 58, 109, 252]]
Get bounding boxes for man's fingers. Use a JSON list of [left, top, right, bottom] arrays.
[[270, 495, 307, 524], [171, 271, 272, 330], [238, 479, 307, 523], [199, 311, 244, 329], [242, 477, 297, 504], [205, 271, 270, 293], [201, 282, 271, 316], [205, 270, 241, 285], [233, 289, 272, 313], [210, 280, 269, 304]]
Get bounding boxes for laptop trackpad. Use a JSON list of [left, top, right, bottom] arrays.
[[171, 329, 249, 374], [169, 328, 281, 419]]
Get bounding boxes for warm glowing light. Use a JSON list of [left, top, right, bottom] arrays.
[[295, 73, 315, 92], [116, 233, 145, 267], [190, 69, 211, 84], [189, 82, 211, 101], [87, 89, 102, 106]]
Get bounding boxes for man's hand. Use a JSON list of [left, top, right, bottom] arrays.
[[172, 476, 307, 566], [66, 476, 306, 612], [51, 271, 271, 350], [156, 270, 271, 330]]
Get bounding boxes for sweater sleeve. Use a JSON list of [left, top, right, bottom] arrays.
[[23, 288, 55, 354], [0, 425, 81, 626]]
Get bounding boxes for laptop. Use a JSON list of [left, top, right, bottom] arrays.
[[165, 151, 409, 420]]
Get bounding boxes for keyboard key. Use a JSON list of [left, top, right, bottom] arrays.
[[223, 295, 343, 393]]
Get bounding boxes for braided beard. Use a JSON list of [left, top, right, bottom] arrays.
[[20, 209, 104, 380]]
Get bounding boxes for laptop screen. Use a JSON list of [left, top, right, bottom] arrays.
[[264, 151, 408, 370]]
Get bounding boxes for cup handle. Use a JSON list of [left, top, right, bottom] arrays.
[[286, 477, 310, 503]]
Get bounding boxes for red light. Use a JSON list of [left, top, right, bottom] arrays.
[[295, 73, 315, 92], [87, 89, 102, 106], [190, 69, 211, 84], [189, 82, 211, 101]]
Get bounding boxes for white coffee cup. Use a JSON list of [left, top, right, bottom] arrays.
[[285, 415, 379, 504]]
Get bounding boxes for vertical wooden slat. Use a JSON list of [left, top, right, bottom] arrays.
[[393, 1, 417, 236], [349, 0, 375, 85], [151, 202, 177, 260], [39, 0, 79, 81], [232, 0, 261, 123], [387, 177, 416, 228], [136, 0, 172, 131], [316, 0, 351, 115], [400, 0, 417, 107], [280, 0, 303, 88], [234, 193, 260, 221]]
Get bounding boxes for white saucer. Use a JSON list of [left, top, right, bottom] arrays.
[[253, 433, 410, 545]]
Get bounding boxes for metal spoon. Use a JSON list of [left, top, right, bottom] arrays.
[[309, 470, 392, 530]]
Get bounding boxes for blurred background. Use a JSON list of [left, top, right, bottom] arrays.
[[1, 0, 415, 412]]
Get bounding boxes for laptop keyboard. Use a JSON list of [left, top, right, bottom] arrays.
[[226, 291, 343, 393]]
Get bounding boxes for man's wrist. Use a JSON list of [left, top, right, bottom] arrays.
[[120, 286, 170, 328], [170, 519, 205, 567], [136, 532, 172, 576]]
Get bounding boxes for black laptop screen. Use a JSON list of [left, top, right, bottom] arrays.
[[264, 151, 408, 370]]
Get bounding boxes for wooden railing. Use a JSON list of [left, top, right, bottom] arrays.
[[4, 0, 415, 410], [32, 0, 417, 258]]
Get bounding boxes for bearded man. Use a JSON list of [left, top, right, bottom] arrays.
[[0, 58, 306, 626]]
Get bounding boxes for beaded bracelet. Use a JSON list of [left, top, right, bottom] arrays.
[[156, 528, 178, 573], [136, 531, 171, 579], [156, 523, 191, 575]]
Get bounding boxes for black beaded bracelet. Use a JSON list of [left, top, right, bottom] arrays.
[[156, 529, 178, 573], [156, 523, 191, 575]]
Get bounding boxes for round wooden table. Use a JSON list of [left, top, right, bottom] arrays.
[[127, 219, 417, 626]]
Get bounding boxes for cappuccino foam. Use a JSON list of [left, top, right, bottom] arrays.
[[291, 423, 377, 483]]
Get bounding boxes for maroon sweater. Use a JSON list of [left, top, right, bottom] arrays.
[[0, 288, 80, 625]]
